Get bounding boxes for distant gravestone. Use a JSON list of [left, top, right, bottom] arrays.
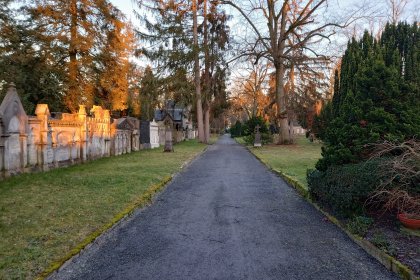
[[163, 114, 174, 152], [254, 124, 262, 147], [140, 120, 151, 149]]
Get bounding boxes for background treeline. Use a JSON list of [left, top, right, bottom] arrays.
[[309, 22, 420, 217]]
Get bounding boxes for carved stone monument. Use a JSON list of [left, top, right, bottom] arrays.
[[254, 124, 262, 147], [150, 119, 160, 149], [0, 83, 29, 175], [163, 114, 174, 152], [0, 82, 144, 178]]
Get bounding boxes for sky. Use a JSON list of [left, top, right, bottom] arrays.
[[110, 1, 139, 23], [110, 0, 419, 79]]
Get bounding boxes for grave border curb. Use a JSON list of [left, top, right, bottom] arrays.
[[240, 141, 418, 280]]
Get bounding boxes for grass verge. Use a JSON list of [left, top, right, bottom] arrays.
[[243, 135, 322, 188], [0, 140, 206, 279]]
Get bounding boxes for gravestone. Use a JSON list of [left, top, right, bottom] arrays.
[[150, 119, 160, 149], [254, 124, 262, 147], [140, 120, 151, 149], [163, 115, 174, 152], [0, 83, 29, 174]]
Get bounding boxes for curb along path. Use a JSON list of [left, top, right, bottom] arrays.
[[49, 135, 399, 280]]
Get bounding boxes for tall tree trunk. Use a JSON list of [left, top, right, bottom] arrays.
[[193, 0, 204, 142], [203, 0, 210, 144], [204, 100, 210, 143], [275, 63, 290, 144], [68, 0, 78, 113]]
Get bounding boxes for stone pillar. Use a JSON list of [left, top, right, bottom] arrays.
[[78, 105, 87, 161], [19, 134, 27, 169], [35, 104, 50, 171], [0, 135, 9, 177], [0, 135, 5, 173], [69, 141, 74, 164], [164, 118, 174, 152], [52, 139, 59, 168]]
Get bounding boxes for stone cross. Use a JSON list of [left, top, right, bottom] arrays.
[[254, 124, 262, 147]]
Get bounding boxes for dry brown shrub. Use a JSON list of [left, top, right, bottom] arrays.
[[367, 139, 420, 215]]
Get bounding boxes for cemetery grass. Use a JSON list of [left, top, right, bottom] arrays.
[[0, 140, 206, 279], [248, 136, 322, 189]]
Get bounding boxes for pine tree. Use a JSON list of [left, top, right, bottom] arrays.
[[95, 16, 136, 112], [316, 22, 420, 171], [0, 2, 64, 113], [136, 0, 230, 142], [28, 0, 130, 112], [139, 66, 160, 121]]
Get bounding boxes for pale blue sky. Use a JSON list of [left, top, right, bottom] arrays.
[[110, 1, 138, 21]]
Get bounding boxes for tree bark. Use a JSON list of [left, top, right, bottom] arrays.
[[68, 0, 78, 113], [203, 0, 210, 144], [193, 0, 204, 142], [204, 101, 210, 143], [275, 63, 290, 144]]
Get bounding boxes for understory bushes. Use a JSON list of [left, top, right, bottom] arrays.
[[308, 141, 420, 217], [307, 159, 383, 217], [230, 116, 271, 144], [229, 121, 243, 137], [242, 133, 272, 145]]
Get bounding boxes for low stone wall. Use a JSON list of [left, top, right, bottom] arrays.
[[0, 84, 139, 178]]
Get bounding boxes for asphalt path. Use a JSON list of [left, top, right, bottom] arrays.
[[50, 135, 398, 280]]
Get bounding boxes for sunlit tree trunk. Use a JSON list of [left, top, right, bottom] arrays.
[[204, 101, 210, 142], [67, 0, 78, 113], [193, 0, 205, 142], [274, 63, 290, 143]]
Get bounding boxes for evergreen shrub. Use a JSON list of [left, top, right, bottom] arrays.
[[315, 23, 420, 171], [242, 116, 270, 144], [229, 120, 243, 137], [308, 159, 383, 217]]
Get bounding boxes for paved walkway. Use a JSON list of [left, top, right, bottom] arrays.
[[50, 135, 398, 280]]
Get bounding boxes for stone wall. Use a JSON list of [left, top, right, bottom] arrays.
[[0, 84, 139, 178]]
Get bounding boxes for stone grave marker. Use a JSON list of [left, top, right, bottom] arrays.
[[254, 124, 262, 147], [163, 114, 174, 152]]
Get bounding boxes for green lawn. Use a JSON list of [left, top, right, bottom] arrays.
[[246, 136, 322, 188], [0, 140, 206, 279]]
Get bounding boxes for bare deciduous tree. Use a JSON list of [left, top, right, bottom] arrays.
[[388, 0, 411, 23], [220, 0, 352, 143], [230, 61, 270, 120], [193, 0, 206, 142]]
